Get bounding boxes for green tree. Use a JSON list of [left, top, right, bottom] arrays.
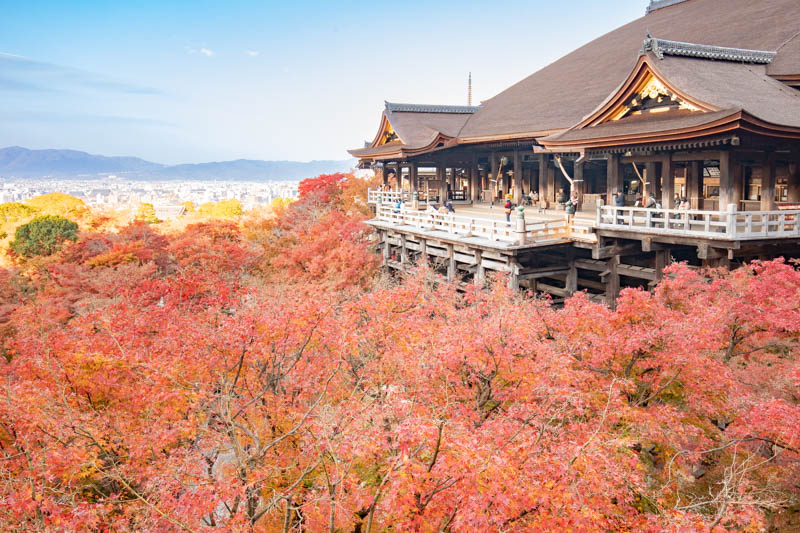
[[10, 215, 79, 257], [136, 203, 160, 223]]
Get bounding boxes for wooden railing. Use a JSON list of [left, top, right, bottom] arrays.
[[368, 190, 410, 204], [375, 205, 575, 245], [597, 204, 800, 240]]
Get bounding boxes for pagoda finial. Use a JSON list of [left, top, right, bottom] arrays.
[[468, 72, 472, 106]]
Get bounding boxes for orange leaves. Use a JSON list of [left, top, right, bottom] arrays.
[[1, 182, 799, 533]]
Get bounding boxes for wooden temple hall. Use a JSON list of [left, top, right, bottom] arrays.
[[349, 0, 800, 304]]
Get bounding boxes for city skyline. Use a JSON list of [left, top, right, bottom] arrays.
[[1, 1, 644, 165]]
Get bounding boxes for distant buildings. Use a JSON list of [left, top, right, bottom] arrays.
[[0, 176, 300, 212]]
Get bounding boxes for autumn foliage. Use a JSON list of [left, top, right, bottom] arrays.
[[0, 173, 799, 532]]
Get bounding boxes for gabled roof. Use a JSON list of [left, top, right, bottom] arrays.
[[348, 101, 478, 160], [541, 49, 800, 149], [457, 0, 800, 142]]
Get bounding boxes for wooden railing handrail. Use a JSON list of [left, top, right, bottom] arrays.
[[374, 204, 575, 245], [597, 204, 800, 240]]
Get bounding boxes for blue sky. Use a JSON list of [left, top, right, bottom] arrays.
[[0, 0, 645, 164]]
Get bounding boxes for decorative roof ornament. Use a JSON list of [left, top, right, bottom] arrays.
[[645, 0, 689, 15], [641, 37, 777, 64], [385, 102, 481, 114]]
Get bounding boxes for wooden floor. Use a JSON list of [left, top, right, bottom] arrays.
[[444, 202, 596, 225]]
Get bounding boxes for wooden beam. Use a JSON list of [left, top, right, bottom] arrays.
[[592, 241, 640, 259], [575, 258, 606, 272], [617, 263, 656, 281]]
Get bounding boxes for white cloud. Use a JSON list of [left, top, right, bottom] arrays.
[[245, 50, 260, 57], [185, 46, 215, 57]]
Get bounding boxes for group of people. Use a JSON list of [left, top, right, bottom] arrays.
[[426, 201, 455, 214], [615, 190, 690, 210]]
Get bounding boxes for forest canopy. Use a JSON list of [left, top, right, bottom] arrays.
[[0, 172, 798, 532]]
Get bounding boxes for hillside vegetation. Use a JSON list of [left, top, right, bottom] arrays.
[[0, 173, 798, 532]]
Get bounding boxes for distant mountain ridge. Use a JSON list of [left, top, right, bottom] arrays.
[[0, 146, 356, 181]]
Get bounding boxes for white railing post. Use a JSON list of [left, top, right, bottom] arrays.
[[596, 198, 604, 226], [515, 206, 527, 245], [726, 203, 737, 237]]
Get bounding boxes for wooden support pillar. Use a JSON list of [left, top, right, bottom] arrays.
[[605, 255, 620, 308], [574, 160, 585, 209], [446, 243, 456, 281], [395, 163, 403, 191], [538, 154, 548, 208], [437, 165, 446, 203], [646, 162, 658, 199], [513, 150, 523, 204], [606, 154, 621, 202], [687, 161, 701, 210], [470, 154, 479, 203], [661, 155, 674, 208], [400, 234, 409, 265], [474, 249, 484, 287], [787, 158, 800, 202], [490, 153, 499, 203], [653, 249, 669, 283], [547, 165, 556, 204], [508, 258, 520, 292], [409, 162, 418, 194], [419, 238, 427, 266], [566, 249, 577, 295], [719, 151, 734, 211], [761, 152, 777, 211], [381, 231, 390, 265]]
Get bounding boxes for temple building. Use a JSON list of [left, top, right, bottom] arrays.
[[349, 0, 800, 304]]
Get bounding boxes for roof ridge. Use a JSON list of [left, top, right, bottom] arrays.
[[645, 0, 691, 15], [642, 37, 777, 64], [385, 102, 482, 114]]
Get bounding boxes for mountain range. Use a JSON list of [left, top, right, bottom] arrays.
[[0, 146, 356, 181]]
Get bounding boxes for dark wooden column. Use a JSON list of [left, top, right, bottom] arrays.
[[513, 150, 523, 203], [574, 160, 585, 209], [490, 153, 499, 203], [788, 158, 800, 202], [661, 155, 674, 208], [761, 152, 777, 211], [606, 154, 621, 203], [538, 154, 548, 208], [687, 161, 701, 209], [436, 164, 446, 203], [646, 162, 658, 200], [547, 164, 556, 204], [409, 161, 418, 194], [470, 154, 479, 203], [605, 255, 620, 309]]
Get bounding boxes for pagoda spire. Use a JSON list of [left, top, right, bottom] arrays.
[[468, 72, 472, 106]]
